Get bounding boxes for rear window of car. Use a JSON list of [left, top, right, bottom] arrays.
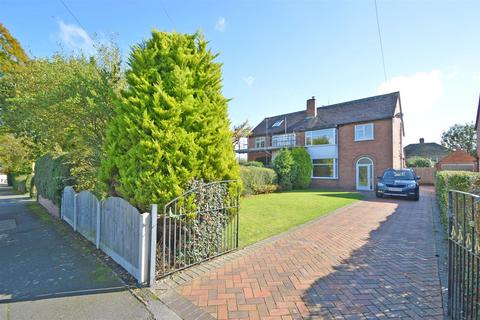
[[383, 170, 414, 180]]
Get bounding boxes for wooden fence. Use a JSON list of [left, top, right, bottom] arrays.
[[61, 187, 157, 285], [411, 167, 436, 185]]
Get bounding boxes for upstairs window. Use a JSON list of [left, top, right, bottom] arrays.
[[355, 123, 374, 141], [272, 133, 296, 148], [272, 119, 284, 127], [305, 128, 336, 146], [255, 137, 265, 148]]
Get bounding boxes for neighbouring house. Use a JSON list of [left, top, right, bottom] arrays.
[[404, 138, 450, 163], [435, 149, 478, 172], [236, 92, 405, 191]]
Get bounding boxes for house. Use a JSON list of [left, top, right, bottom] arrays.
[[238, 92, 405, 191], [435, 149, 477, 171], [404, 138, 450, 163]]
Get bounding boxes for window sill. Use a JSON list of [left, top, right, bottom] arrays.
[[354, 138, 374, 142], [311, 177, 338, 180]]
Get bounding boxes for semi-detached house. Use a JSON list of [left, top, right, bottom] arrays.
[[239, 92, 405, 191]]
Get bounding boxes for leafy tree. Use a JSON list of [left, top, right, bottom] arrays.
[[0, 23, 28, 73], [272, 149, 295, 190], [406, 157, 433, 168], [0, 134, 31, 173], [232, 120, 252, 145], [0, 42, 122, 190], [100, 31, 239, 211], [441, 123, 476, 156], [291, 148, 312, 189]]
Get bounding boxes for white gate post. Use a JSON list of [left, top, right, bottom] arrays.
[[95, 200, 101, 249], [149, 204, 158, 286]]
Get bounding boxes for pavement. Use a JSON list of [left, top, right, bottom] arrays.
[[0, 187, 157, 320], [156, 186, 447, 319]]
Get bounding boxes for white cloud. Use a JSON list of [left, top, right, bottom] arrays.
[[57, 20, 94, 54], [243, 76, 255, 86], [377, 70, 444, 145], [378, 70, 443, 112], [473, 72, 480, 82], [215, 17, 226, 32]]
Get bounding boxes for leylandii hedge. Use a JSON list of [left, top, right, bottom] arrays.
[[34, 154, 73, 205], [436, 170, 480, 226]]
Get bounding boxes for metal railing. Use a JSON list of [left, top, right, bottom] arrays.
[[157, 180, 240, 278], [271, 134, 296, 148], [448, 190, 480, 319]]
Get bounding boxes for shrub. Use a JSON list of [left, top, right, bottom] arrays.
[[240, 166, 277, 196], [272, 149, 295, 190], [291, 148, 313, 189], [243, 161, 264, 168], [34, 154, 73, 205], [406, 157, 433, 168], [436, 170, 480, 226], [8, 173, 32, 194], [100, 31, 239, 211]]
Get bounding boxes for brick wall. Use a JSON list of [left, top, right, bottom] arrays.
[[311, 119, 395, 190]]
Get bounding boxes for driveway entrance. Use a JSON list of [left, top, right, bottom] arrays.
[[157, 187, 446, 319]]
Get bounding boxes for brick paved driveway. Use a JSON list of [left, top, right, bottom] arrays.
[[158, 187, 446, 319]]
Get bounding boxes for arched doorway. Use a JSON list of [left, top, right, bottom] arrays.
[[356, 157, 374, 191]]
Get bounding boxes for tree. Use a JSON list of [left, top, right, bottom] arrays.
[[291, 148, 312, 189], [0, 23, 28, 73], [406, 157, 433, 168], [272, 149, 295, 190], [232, 120, 252, 146], [100, 31, 239, 211], [0, 134, 31, 173], [441, 123, 476, 156], [0, 42, 123, 190]]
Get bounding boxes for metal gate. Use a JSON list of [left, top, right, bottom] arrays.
[[157, 180, 240, 278], [448, 190, 480, 319]]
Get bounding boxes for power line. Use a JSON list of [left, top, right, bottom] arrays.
[[159, 1, 176, 29], [59, 0, 88, 33], [374, 0, 387, 82]]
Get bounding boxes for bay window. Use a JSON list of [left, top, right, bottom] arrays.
[[305, 128, 336, 146]]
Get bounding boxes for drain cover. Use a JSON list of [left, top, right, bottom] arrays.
[[0, 219, 16, 232]]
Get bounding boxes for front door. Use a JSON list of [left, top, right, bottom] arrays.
[[356, 157, 373, 191]]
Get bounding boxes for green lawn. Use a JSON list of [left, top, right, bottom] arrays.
[[239, 190, 362, 247]]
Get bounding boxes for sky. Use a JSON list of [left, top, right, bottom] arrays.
[[1, 0, 480, 146]]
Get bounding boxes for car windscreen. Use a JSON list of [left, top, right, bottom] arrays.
[[383, 170, 414, 180]]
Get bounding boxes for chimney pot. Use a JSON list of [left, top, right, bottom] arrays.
[[419, 138, 425, 144], [306, 97, 316, 117]]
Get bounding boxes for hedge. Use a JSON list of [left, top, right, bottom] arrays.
[[34, 154, 73, 206], [240, 165, 277, 196], [8, 173, 33, 194], [406, 157, 433, 168], [436, 170, 480, 227], [291, 148, 313, 189]]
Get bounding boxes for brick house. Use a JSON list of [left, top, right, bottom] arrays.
[[404, 138, 450, 163], [238, 92, 405, 191]]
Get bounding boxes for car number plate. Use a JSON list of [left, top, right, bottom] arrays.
[[388, 187, 403, 192]]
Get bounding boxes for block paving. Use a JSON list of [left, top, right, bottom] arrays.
[[158, 187, 445, 319]]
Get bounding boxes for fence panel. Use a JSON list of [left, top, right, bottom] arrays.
[[76, 191, 99, 243], [448, 190, 480, 319], [101, 197, 150, 283], [413, 167, 436, 185], [61, 186, 76, 227], [158, 180, 240, 278]]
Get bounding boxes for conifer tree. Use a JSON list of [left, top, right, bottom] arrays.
[[100, 31, 239, 210]]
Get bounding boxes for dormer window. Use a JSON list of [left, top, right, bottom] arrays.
[[272, 120, 284, 127]]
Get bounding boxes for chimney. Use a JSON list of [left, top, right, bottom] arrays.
[[419, 138, 425, 144], [306, 96, 316, 117]]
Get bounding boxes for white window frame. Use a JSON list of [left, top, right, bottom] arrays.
[[305, 128, 336, 146], [312, 158, 338, 179], [255, 136, 265, 149], [354, 123, 374, 141], [271, 133, 296, 148]]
